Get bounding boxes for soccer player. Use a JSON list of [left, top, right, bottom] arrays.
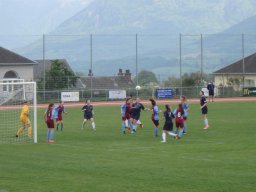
[[175, 103, 185, 139], [121, 98, 132, 134], [55, 101, 66, 131], [200, 91, 210, 129], [161, 104, 178, 143], [135, 98, 145, 128], [130, 98, 146, 133], [81, 100, 96, 130], [44, 103, 55, 142], [16, 100, 32, 138], [207, 81, 215, 102], [121, 99, 127, 134], [149, 99, 160, 137], [124, 98, 133, 132], [180, 95, 189, 134]]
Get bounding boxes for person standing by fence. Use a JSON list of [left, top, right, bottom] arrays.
[[207, 82, 215, 102]]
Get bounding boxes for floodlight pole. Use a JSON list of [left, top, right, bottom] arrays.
[[200, 34, 203, 85], [179, 33, 183, 96], [242, 33, 245, 88], [33, 81, 37, 143], [136, 34, 138, 97], [43, 34, 46, 101], [90, 34, 93, 99]]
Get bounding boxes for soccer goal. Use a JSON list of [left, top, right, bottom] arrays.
[[0, 81, 37, 143]]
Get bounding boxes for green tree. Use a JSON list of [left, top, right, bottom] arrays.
[[37, 60, 78, 90], [134, 70, 158, 86]]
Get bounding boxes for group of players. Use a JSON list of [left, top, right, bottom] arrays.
[[43, 99, 95, 142], [121, 90, 210, 143], [120, 96, 190, 142], [16, 90, 209, 143]]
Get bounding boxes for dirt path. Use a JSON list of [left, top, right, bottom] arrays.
[[0, 97, 255, 110], [38, 97, 256, 108]]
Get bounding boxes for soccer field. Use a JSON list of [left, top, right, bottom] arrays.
[[0, 101, 255, 192]]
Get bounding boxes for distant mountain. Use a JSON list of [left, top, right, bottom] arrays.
[[52, 0, 256, 35], [198, 14, 256, 72], [15, 0, 256, 79]]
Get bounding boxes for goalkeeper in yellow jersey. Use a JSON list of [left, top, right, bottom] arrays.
[[16, 100, 32, 138]]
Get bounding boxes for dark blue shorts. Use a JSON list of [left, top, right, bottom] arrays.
[[84, 114, 93, 120], [131, 114, 140, 121], [209, 90, 214, 96], [163, 121, 173, 131], [201, 107, 208, 114]]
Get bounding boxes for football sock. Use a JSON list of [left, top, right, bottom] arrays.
[[122, 121, 125, 130], [154, 127, 158, 136], [168, 132, 177, 137], [47, 131, 51, 140], [50, 131, 54, 140], [61, 123, 63, 131], [16, 127, 23, 136], [82, 121, 86, 128], [204, 118, 208, 126], [56, 124, 59, 131], [162, 132, 166, 142], [128, 121, 133, 129], [27, 127, 32, 138], [91, 122, 95, 129], [125, 119, 129, 127], [178, 129, 183, 138], [183, 123, 187, 132], [133, 124, 137, 132]]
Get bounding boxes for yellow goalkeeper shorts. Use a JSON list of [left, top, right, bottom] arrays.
[[20, 117, 31, 126]]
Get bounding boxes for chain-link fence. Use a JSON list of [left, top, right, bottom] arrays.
[[1, 33, 255, 102], [36, 84, 243, 103]]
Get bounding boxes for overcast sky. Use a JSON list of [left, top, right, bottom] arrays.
[[0, 0, 93, 35]]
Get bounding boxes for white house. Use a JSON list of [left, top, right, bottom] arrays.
[[0, 47, 36, 81], [213, 52, 256, 87]]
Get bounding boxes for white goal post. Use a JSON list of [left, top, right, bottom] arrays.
[[0, 81, 37, 143]]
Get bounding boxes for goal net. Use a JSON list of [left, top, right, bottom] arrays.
[[0, 81, 37, 143]]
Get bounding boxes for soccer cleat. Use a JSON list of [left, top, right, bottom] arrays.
[[48, 139, 55, 143], [203, 125, 210, 129], [175, 134, 180, 139], [160, 140, 166, 143], [139, 124, 143, 128], [15, 134, 19, 138]]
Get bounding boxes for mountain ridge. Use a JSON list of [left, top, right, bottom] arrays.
[[14, 0, 256, 79]]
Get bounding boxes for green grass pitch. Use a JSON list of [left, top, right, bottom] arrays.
[[0, 101, 255, 192]]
